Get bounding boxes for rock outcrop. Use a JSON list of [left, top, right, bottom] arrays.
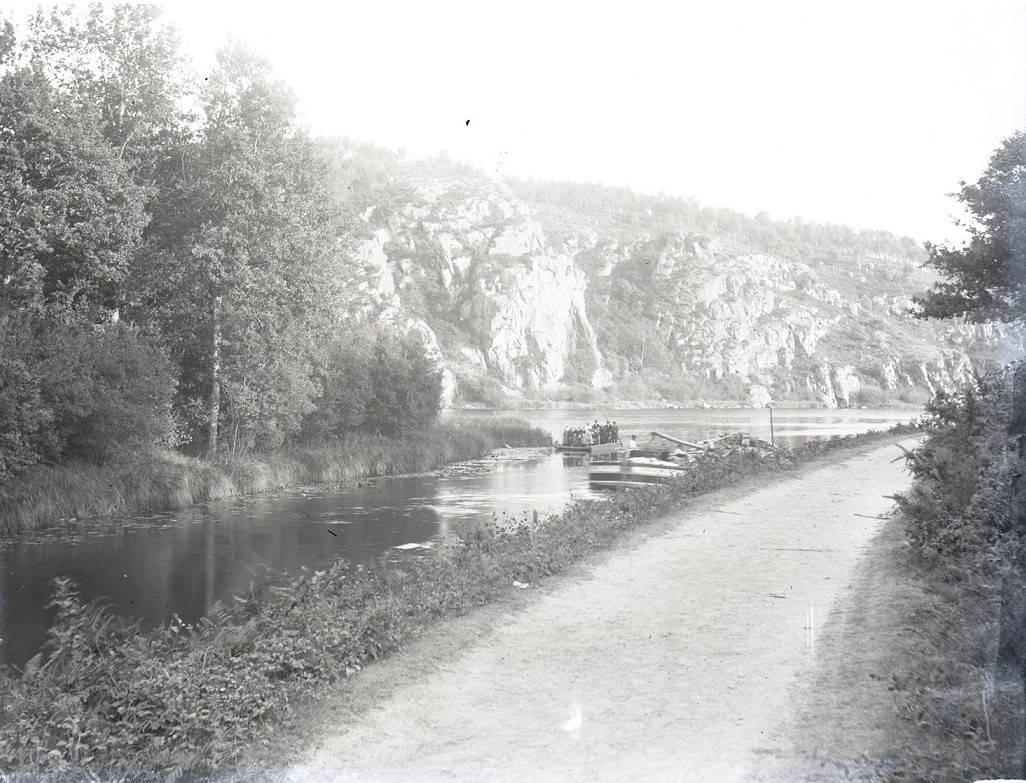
[[337, 164, 1023, 408], [351, 178, 611, 400]]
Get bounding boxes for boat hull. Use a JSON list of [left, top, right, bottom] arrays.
[[554, 445, 591, 454], [588, 458, 688, 489]]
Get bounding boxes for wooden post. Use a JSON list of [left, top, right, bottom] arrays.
[[769, 405, 775, 446]]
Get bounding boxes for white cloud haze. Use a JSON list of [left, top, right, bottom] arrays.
[[12, 0, 1024, 242]]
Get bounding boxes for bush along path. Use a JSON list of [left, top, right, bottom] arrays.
[[886, 365, 1026, 782], [0, 426, 917, 781]]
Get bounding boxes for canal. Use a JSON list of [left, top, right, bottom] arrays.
[[0, 408, 916, 669]]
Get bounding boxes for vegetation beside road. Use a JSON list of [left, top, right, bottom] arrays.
[[884, 128, 1026, 782], [0, 426, 913, 781], [888, 364, 1025, 782]]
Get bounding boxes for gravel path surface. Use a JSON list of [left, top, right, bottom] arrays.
[[291, 439, 919, 782]]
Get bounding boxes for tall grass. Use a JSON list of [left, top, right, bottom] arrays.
[[0, 419, 552, 537], [0, 427, 911, 781]]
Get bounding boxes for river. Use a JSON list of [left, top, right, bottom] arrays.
[[0, 407, 917, 670]]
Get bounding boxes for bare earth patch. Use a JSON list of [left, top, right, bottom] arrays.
[[281, 438, 924, 781]]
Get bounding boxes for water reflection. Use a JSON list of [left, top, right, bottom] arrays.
[[2, 409, 917, 669], [445, 407, 918, 448], [1, 448, 591, 668]]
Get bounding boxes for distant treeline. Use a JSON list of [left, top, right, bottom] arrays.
[[311, 139, 925, 264], [504, 176, 924, 261], [0, 7, 441, 487]]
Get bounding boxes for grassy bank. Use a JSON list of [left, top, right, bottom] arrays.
[[0, 418, 553, 537], [0, 425, 916, 781]]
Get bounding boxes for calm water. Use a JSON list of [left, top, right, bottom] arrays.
[[445, 406, 919, 446], [0, 408, 917, 669]]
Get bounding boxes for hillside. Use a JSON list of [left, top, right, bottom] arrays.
[[326, 148, 1023, 409]]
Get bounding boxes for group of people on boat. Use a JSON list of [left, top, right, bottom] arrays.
[[561, 420, 621, 447]]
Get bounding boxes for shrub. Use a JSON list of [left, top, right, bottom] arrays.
[[853, 380, 888, 407], [454, 370, 507, 408], [305, 325, 443, 440], [39, 322, 180, 464], [889, 363, 1026, 781], [898, 385, 934, 406], [0, 318, 179, 480], [365, 332, 442, 436], [0, 351, 54, 483], [895, 366, 1024, 563]]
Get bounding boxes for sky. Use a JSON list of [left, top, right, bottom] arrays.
[[10, 1, 1026, 242]]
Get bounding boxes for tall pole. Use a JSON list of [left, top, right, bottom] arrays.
[[769, 405, 775, 446]]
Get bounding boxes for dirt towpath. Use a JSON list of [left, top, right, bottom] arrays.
[[290, 439, 919, 782]]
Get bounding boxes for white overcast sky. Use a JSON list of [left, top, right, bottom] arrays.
[[9, 1, 1026, 242]]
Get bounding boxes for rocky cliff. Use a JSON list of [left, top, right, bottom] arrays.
[[344, 176, 613, 405], [336, 158, 1023, 408]]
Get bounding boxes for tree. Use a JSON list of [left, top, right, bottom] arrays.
[[0, 325, 53, 482], [364, 331, 443, 436], [915, 131, 1026, 323], [139, 44, 346, 457], [36, 320, 179, 463], [0, 58, 148, 321], [0, 22, 172, 478], [899, 127, 1026, 596], [302, 325, 443, 440], [23, 4, 193, 174]]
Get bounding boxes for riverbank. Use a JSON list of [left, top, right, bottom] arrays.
[[0, 418, 552, 537], [455, 398, 926, 411], [0, 426, 918, 781]]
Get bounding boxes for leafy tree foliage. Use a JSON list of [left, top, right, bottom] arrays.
[[916, 131, 1026, 322], [0, 324, 52, 482], [0, 57, 147, 318], [37, 320, 179, 463], [0, 9, 445, 487], [901, 134, 1025, 731], [153, 44, 346, 456], [22, 4, 193, 173], [0, 18, 164, 479], [305, 324, 443, 439], [366, 330, 444, 436]]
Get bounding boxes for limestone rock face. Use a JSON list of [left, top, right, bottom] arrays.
[[340, 225, 457, 408], [458, 254, 598, 388], [831, 365, 861, 407], [611, 235, 842, 385], [355, 178, 609, 393], [338, 165, 1024, 407]]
